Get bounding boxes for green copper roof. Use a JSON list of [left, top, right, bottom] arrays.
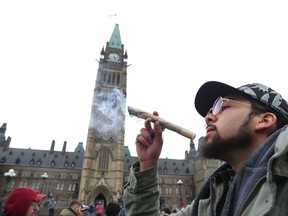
[[74, 142, 84, 153], [108, 24, 122, 49]]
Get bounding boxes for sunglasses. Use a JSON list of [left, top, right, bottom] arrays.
[[207, 96, 251, 116]]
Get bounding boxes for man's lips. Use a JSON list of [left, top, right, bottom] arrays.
[[206, 125, 216, 134]]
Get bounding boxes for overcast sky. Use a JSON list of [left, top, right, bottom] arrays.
[[1, 1, 288, 159]]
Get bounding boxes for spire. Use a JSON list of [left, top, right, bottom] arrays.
[[62, 141, 67, 154], [74, 142, 84, 153], [50, 140, 55, 153], [108, 24, 122, 49], [0, 123, 7, 146]]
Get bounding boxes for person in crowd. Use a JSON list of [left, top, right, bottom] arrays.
[[119, 204, 125, 216], [123, 81, 288, 215], [105, 202, 121, 216], [60, 199, 82, 216], [46, 193, 57, 216], [95, 201, 103, 216], [87, 202, 95, 216], [0, 186, 46, 216], [161, 207, 171, 215]]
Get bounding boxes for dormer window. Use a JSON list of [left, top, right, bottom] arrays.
[[1, 156, 6, 163], [51, 160, 56, 167], [37, 159, 42, 166], [71, 162, 75, 168], [15, 157, 21, 164], [64, 161, 69, 167]]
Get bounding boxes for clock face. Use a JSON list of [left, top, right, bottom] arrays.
[[108, 53, 120, 62]]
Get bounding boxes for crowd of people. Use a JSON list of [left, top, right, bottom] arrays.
[[0, 186, 125, 216]]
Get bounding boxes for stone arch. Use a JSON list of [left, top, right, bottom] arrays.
[[89, 184, 112, 207]]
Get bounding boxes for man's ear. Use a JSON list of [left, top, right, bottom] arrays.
[[255, 112, 277, 131]]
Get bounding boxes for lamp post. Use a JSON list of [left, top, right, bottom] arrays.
[[177, 179, 183, 204], [1, 169, 16, 211], [41, 172, 48, 194]]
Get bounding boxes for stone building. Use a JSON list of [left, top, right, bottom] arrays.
[[0, 24, 223, 210]]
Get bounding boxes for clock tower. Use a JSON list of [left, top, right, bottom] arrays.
[[79, 24, 128, 204]]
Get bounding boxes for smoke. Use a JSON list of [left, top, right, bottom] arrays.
[[89, 87, 126, 141]]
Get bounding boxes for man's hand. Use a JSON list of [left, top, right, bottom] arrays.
[[135, 111, 164, 171]]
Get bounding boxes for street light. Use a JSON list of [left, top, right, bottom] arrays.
[[3, 169, 16, 194], [1, 169, 16, 211], [177, 179, 183, 204], [41, 172, 49, 194]]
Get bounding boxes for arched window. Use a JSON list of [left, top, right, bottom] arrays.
[[98, 150, 109, 170]]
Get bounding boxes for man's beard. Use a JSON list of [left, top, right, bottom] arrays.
[[200, 116, 253, 161]]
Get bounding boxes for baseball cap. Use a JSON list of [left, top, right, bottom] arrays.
[[4, 187, 46, 216], [195, 81, 288, 120]]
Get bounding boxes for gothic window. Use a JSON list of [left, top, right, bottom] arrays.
[[20, 181, 28, 187], [165, 188, 168, 195], [32, 182, 36, 189], [99, 150, 109, 170], [107, 73, 111, 84], [22, 171, 30, 177], [60, 183, 64, 190], [112, 73, 115, 84], [9, 151, 12, 155], [72, 183, 76, 191], [7, 181, 15, 189], [37, 159, 42, 166], [103, 71, 107, 83], [32, 152, 36, 157], [68, 183, 72, 191], [29, 159, 35, 165], [116, 74, 120, 85], [176, 188, 179, 195], [64, 161, 69, 167], [164, 167, 168, 173]]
